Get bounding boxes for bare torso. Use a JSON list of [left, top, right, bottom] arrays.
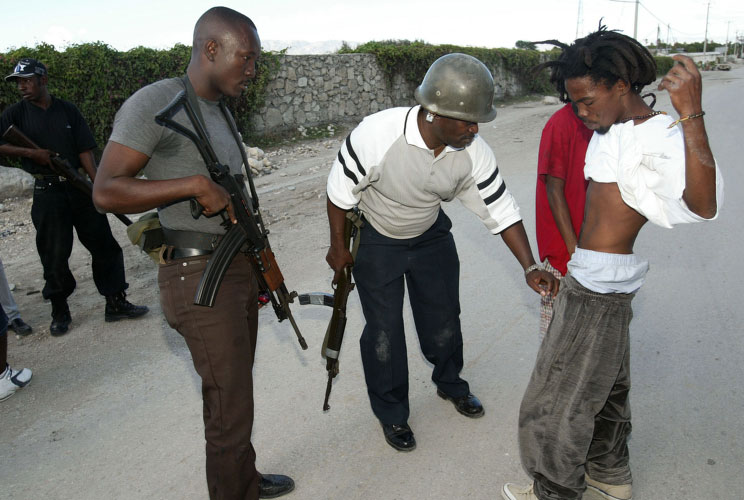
[[579, 181, 647, 254]]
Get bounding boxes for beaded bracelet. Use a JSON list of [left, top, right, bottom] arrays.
[[524, 264, 542, 276], [667, 111, 705, 129]]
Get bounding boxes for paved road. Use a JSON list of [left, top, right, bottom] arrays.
[[1, 66, 742, 500]]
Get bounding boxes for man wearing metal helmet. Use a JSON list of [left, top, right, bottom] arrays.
[[326, 53, 558, 452], [0, 58, 149, 335]]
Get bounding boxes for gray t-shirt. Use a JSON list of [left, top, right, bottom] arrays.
[[109, 78, 244, 234]]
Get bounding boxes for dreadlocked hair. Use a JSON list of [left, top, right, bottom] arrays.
[[533, 24, 657, 103]]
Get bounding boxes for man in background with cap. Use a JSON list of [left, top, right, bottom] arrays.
[[0, 58, 148, 336], [325, 53, 558, 452]]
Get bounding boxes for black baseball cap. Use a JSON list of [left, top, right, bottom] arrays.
[[5, 58, 48, 81]]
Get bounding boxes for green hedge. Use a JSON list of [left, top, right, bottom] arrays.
[[654, 55, 675, 76], [339, 40, 556, 95], [341, 41, 677, 98], [0, 42, 281, 157]]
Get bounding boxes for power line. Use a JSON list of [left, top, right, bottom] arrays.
[[638, 1, 700, 37]]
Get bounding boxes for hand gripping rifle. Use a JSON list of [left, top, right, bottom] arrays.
[[299, 210, 363, 410], [2, 125, 132, 226], [154, 89, 307, 350]]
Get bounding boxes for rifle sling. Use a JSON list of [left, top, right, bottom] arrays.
[[347, 210, 363, 260], [180, 75, 259, 209]]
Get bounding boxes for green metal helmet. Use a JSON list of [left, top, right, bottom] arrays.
[[414, 53, 498, 123]]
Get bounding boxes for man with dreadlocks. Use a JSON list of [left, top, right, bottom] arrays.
[[502, 27, 723, 500]]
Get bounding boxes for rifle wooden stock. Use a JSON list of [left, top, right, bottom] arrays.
[[2, 125, 132, 226], [257, 247, 284, 291]]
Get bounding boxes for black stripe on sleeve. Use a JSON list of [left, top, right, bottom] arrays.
[[483, 182, 506, 206], [345, 134, 366, 176], [338, 151, 359, 185], [476, 167, 500, 191]]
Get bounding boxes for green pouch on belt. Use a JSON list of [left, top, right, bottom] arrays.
[[126, 212, 165, 263]]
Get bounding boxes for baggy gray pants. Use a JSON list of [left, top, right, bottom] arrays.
[[519, 274, 635, 500]]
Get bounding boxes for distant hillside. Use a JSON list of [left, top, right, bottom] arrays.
[[262, 40, 358, 55]]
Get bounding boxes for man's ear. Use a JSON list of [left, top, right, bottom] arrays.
[[614, 79, 630, 96], [204, 39, 218, 62]]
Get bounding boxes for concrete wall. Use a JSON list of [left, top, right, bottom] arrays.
[[251, 53, 526, 134]]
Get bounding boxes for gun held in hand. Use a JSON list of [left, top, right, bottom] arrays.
[[154, 88, 307, 350]]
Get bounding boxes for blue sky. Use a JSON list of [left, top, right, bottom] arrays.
[[2, 0, 742, 52]]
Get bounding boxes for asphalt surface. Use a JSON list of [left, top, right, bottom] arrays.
[[1, 65, 742, 500]]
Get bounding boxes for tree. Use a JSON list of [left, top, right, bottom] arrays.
[[515, 40, 536, 50]]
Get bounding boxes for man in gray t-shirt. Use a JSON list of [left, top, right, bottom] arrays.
[[93, 7, 294, 500], [109, 77, 244, 235]]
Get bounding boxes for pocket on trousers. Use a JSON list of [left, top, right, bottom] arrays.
[[158, 277, 179, 330]]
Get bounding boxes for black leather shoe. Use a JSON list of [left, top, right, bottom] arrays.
[[104, 292, 149, 322], [381, 422, 416, 452], [437, 389, 484, 418], [259, 474, 295, 499], [50, 311, 72, 336], [9, 318, 32, 336]]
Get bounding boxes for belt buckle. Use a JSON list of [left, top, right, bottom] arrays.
[[170, 247, 213, 260]]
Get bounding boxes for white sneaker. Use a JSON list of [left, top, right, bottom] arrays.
[[585, 474, 632, 500], [0, 364, 32, 402], [502, 482, 539, 500]]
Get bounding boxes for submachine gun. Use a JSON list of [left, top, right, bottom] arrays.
[[154, 89, 307, 350], [299, 210, 363, 411], [2, 125, 132, 226]]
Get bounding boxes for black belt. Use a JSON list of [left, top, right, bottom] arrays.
[[162, 228, 223, 259], [170, 247, 213, 259], [33, 174, 67, 184]]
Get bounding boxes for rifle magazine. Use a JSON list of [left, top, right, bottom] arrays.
[[193, 225, 247, 307]]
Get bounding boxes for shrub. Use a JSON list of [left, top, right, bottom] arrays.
[[0, 42, 281, 158], [339, 40, 556, 96], [654, 55, 675, 76]]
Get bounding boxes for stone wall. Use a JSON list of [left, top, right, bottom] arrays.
[[251, 53, 526, 134]]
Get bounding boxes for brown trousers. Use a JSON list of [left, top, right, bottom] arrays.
[[159, 252, 260, 500]]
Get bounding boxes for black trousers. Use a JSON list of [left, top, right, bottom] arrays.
[[31, 180, 126, 302], [353, 210, 469, 425]]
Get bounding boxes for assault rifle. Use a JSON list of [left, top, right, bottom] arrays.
[[299, 210, 363, 410], [155, 90, 307, 350], [2, 125, 132, 226]]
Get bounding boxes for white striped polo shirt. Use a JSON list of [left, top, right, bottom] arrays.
[[326, 105, 522, 239]]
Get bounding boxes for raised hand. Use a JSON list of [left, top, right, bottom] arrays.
[[657, 54, 703, 117]]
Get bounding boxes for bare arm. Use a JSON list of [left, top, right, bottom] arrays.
[[500, 221, 559, 297], [0, 143, 53, 167], [79, 150, 97, 181], [657, 54, 717, 218], [545, 174, 578, 256], [325, 197, 353, 284], [92, 140, 235, 222]]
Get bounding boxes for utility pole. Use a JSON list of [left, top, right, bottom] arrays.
[[576, 0, 583, 40], [667, 24, 671, 52], [633, 0, 640, 39], [657, 24, 661, 49], [725, 21, 731, 56], [703, 1, 710, 54]]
